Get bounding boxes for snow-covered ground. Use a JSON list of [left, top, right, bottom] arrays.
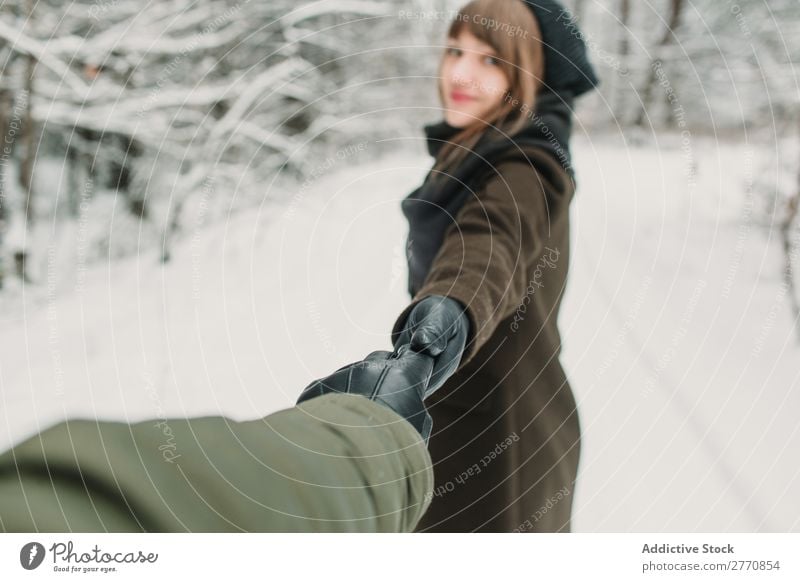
[[562, 133, 800, 532], [1, 134, 797, 532]]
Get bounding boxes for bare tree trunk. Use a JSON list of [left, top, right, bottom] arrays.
[[618, 0, 631, 59], [572, 0, 588, 23], [0, 85, 9, 289], [0, 22, 12, 289], [613, 0, 632, 118], [15, 0, 36, 283], [781, 114, 800, 340], [634, 0, 685, 127]]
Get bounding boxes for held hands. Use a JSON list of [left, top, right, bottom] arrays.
[[296, 344, 435, 443], [391, 295, 470, 397], [296, 295, 470, 444]]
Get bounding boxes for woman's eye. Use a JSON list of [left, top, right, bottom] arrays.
[[446, 47, 461, 57], [484, 55, 499, 66]]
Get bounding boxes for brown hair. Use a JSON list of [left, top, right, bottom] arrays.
[[433, 0, 545, 176]]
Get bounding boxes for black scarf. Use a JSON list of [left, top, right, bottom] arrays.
[[401, 89, 576, 296]]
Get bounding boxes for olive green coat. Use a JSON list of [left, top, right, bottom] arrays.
[[0, 394, 432, 532], [391, 145, 582, 532]]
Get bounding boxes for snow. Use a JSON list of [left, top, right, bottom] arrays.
[[1, 135, 798, 532], [562, 132, 800, 532]]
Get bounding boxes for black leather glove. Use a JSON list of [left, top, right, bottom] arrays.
[[391, 295, 470, 397], [296, 344, 435, 443]]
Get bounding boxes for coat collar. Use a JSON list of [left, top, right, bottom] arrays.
[[421, 89, 574, 165], [423, 119, 462, 158]]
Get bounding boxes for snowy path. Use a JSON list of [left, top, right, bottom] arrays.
[[562, 135, 800, 531], [1, 138, 797, 532]]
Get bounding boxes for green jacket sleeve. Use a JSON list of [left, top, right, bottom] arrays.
[[0, 393, 433, 532]]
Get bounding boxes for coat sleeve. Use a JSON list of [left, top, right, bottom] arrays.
[[0, 394, 433, 532], [390, 148, 574, 370]]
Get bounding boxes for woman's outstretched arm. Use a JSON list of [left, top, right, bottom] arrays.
[[391, 147, 573, 370]]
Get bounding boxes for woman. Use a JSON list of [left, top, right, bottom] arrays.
[[390, 0, 599, 532]]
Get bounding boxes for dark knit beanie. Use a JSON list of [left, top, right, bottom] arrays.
[[519, 0, 600, 97]]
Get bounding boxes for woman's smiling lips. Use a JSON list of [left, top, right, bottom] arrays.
[[450, 89, 477, 103]]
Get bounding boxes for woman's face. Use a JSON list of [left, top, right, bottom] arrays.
[[440, 29, 509, 128]]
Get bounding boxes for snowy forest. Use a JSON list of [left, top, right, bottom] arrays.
[[1, 0, 799, 532], [1, 0, 798, 292]]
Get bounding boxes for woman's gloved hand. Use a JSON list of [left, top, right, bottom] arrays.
[[391, 295, 470, 397], [296, 344, 435, 443]]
